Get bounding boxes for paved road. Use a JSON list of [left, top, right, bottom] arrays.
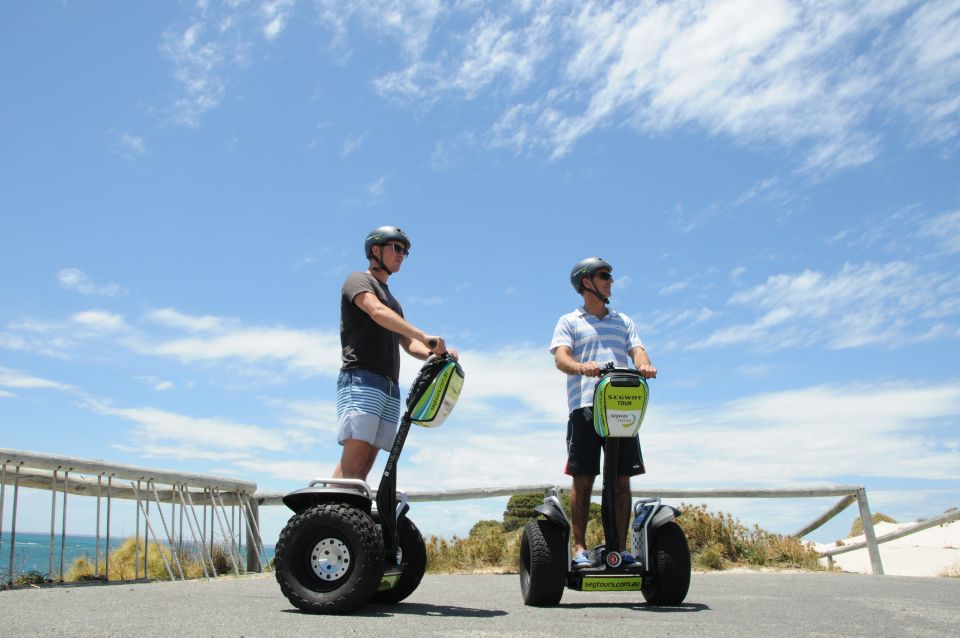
[[1, 571, 958, 637]]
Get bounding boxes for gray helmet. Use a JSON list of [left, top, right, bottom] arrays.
[[570, 257, 613, 293], [364, 226, 411, 259]]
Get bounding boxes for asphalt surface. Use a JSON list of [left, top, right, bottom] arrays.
[[1, 571, 958, 637]]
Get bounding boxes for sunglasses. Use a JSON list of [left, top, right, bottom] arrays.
[[592, 271, 613, 281], [384, 243, 409, 257]]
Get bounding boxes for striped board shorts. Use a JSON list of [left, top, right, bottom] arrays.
[[336, 368, 401, 451]]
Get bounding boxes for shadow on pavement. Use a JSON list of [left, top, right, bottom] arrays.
[[282, 603, 508, 618], [559, 601, 711, 613], [361, 602, 509, 618]]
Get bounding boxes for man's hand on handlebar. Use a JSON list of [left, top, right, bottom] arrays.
[[424, 336, 459, 360], [638, 363, 657, 378], [579, 361, 601, 377]]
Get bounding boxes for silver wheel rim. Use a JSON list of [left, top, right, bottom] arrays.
[[310, 537, 351, 581]]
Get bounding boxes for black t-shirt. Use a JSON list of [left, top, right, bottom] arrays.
[[340, 271, 403, 381]]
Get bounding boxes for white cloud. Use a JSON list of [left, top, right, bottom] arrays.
[[0, 366, 73, 392], [90, 401, 290, 453], [156, 1, 957, 170], [643, 381, 960, 486], [143, 307, 231, 333], [341, 132, 367, 157], [407, 295, 445, 306], [109, 131, 146, 159], [145, 327, 342, 377], [58, 268, 125, 297], [917, 209, 960, 254], [161, 21, 230, 127], [690, 261, 960, 350], [262, 0, 296, 41], [71, 310, 129, 333], [659, 281, 688, 295]]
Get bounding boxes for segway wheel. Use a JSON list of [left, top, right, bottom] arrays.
[[371, 516, 427, 604], [641, 521, 691, 606], [520, 520, 566, 606], [275, 503, 385, 614]]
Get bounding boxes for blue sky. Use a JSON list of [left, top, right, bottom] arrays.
[[2, 1, 958, 547]]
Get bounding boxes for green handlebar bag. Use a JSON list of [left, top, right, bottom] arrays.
[[592, 372, 649, 438], [410, 359, 465, 427]]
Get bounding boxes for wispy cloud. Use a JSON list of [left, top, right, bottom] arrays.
[[689, 261, 960, 351], [330, 0, 953, 172], [261, 0, 296, 41], [143, 307, 232, 333], [341, 132, 368, 157], [88, 400, 289, 454], [58, 268, 125, 297], [917, 209, 960, 255], [109, 131, 146, 159], [142, 327, 342, 377], [0, 366, 74, 392], [72, 310, 129, 334]]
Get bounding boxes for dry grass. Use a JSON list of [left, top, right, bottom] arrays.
[[849, 512, 898, 537], [677, 503, 822, 571], [64, 538, 240, 582], [425, 500, 824, 573], [938, 561, 960, 578]]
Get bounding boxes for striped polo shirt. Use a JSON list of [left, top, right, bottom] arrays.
[[549, 306, 645, 414]]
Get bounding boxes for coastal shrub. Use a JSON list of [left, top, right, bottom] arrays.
[[849, 512, 898, 537], [676, 503, 822, 570], [693, 542, 726, 570], [6, 570, 46, 587], [63, 538, 244, 582], [426, 499, 821, 573]]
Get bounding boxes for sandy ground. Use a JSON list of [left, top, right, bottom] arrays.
[[814, 519, 960, 577]]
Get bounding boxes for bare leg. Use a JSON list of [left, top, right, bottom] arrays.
[[333, 440, 380, 480], [570, 474, 596, 555], [615, 475, 632, 552]]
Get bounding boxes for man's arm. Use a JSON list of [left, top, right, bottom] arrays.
[[629, 346, 657, 378], [353, 291, 447, 356], [554, 345, 600, 377]]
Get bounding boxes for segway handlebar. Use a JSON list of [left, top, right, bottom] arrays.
[[598, 363, 656, 379]]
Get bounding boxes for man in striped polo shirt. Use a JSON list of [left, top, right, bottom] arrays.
[[333, 226, 455, 481], [549, 257, 657, 567]]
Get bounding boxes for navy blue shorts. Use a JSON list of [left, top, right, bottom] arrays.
[[565, 407, 645, 477]]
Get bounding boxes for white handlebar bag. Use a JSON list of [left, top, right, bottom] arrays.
[[592, 372, 649, 438], [408, 357, 465, 427]]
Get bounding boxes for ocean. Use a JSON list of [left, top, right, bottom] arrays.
[[0, 531, 275, 580]]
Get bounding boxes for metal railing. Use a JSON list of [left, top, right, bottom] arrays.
[[6, 446, 955, 584], [1, 449, 267, 587]]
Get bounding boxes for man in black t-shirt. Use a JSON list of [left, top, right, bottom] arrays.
[[333, 226, 457, 480]]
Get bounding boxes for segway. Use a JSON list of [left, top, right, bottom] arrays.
[[520, 365, 691, 606], [275, 351, 465, 614]]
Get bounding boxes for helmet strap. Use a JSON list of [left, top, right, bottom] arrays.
[[588, 288, 610, 305], [371, 246, 394, 275], [582, 280, 609, 305]]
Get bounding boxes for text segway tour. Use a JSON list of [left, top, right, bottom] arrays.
[[520, 365, 691, 606], [274, 351, 464, 614]]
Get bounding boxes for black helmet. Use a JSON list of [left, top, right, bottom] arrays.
[[364, 226, 411, 259], [570, 257, 613, 293]]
